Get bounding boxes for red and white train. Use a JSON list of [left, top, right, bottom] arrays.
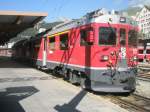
[[12, 9, 139, 93], [138, 43, 150, 63]]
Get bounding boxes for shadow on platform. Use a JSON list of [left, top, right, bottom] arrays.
[[0, 86, 39, 112], [54, 90, 87, 112], [0, 56, 32, 68]]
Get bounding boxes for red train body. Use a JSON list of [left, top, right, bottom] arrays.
[[138, 46, 145, 62], [137, 44, 150, 63], [146, 45, 150, 61], [12, 9, 139, 93]]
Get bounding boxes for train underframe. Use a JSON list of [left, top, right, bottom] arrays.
[[35, 59, 136, 93]]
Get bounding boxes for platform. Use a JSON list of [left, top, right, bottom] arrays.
[[0, 56, 128, 112]]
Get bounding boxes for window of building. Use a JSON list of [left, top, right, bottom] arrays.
[[60, 33, 68, 50], [99, 27, 116, 45], [49, 37, 55, 50]]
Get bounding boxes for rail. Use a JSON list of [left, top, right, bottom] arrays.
[[138, 63, 150, 80], [106, 94, 150, 112]]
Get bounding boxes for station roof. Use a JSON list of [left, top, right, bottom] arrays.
[[0, 11, 48, 45]]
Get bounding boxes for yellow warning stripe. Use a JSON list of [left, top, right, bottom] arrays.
[[48, 30, 69, 38]]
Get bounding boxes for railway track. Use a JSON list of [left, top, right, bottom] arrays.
[[138, 63, 150, 80], [138, 74, 150, 79], [106, 94, 150, 112]]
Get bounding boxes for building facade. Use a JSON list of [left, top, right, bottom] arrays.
[[136, 5, 150, 38], [135, 6, 150, 63], [0, 42, 14, 57]]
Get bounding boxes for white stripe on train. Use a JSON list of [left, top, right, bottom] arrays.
[[36, 59, 131, 71]]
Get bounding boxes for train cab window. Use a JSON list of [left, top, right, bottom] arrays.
[[128, 30, 138, 47], [139, 49, 143, 54], [80, 28, 94, 46], [120, 29, 126, 46], [49, 37, 55, 50], [99, 27, 116, 45], [146, 49, 150, 54], [60, 33, 68, 50]]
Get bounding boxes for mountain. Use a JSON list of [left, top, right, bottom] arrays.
[[121, 5, 150, 16], [121, 6, 142, 16]]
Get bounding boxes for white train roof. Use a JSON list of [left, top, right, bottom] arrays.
[[47, 9, 137, 36]]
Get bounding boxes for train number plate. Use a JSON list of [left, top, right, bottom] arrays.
[[120, 47, 126, 59]]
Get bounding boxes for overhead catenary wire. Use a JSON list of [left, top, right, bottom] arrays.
[[50, 0, 70, 21], [38, 0, 70, 22]]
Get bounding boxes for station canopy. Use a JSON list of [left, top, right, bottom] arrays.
[[0, 11, 48, 45]]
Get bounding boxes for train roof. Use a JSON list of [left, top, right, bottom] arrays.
[[47, 9, 137, 36], [29, 28, 52, 41]]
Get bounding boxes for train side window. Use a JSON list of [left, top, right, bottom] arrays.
[[60, 33, 68, 50], [80, 29, 93, 46], [80, 29, 87, 46], [139, 49, 143, 54], [120, 29, 126, 46], [49, 37, 55, 50], [128, 30, 138, 47], [146, 49, 150, 54], [99, 27, 116, 45]]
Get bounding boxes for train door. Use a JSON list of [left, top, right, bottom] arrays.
[[42, 37, 47, 66], [118, 26, 128, 68]]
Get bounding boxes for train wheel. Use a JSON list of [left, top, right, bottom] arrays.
[[52, 67, 58, 76], [63, 69, 70, 80], [37, 65, 41, 70], [52, 69, 56, 75], [68, 71, 78, 84], [68, 71, 74, 83], [80, 78, 91, 90], [80, 78, 86, 89]]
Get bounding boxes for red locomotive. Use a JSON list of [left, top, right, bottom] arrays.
[[138, 45, 145, 62], [12, 9, 139, 93], [145, 44, 150, 62], [137, 43, 150, 63]]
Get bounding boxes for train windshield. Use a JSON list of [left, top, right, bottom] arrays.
[[99, 27, 116, 45], [128, 30, 138, 47]]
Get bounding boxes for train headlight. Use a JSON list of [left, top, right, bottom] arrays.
[[130, 56, 138, 61], [101, 55, 109, 61], [120, 17, 126, 23], [133, 56, 137, 61]]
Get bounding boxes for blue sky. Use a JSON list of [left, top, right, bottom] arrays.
[[0, 0, 130, 22]]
